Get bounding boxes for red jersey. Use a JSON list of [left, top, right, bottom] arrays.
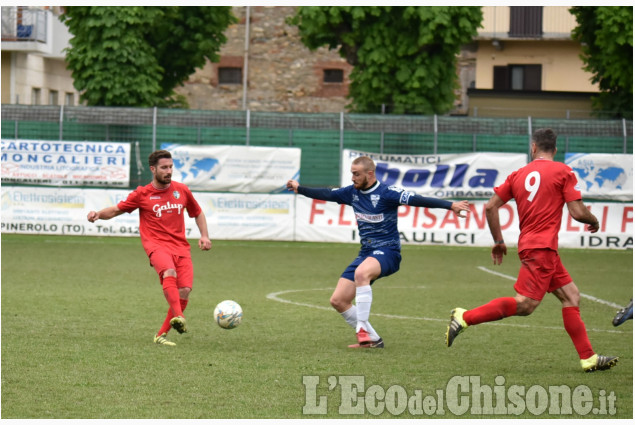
[[494, 159, 581, 252], [117, 181, 202, 257]]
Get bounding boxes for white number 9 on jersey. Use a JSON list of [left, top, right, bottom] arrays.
[[525, 171, 541, 202]]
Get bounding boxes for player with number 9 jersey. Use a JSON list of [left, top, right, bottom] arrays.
[[445, 128, 618, 373], [494, 159, 582, 252]]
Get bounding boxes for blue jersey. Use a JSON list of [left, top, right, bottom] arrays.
[[298, 181, 452, 251]]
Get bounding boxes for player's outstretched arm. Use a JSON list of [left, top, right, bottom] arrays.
[[195, 212, 212, 251], [451, 200, 470, 218], [287, 182, 341, 202], [87, 206, 123, 222], [485, 194, 507, 265], [286, 179, 299, 193], [566, 200, 600, 233]]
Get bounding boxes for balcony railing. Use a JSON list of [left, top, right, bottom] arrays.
[[1, 6, 47, 43]]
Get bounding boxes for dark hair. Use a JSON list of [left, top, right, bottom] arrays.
[[148, 150, 172, 168], [532, 128, 557, 153]]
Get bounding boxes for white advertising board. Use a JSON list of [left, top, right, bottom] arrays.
[[341, 150, 528, 199], [162, 143, 301, 193], [2, 187, 631, 250], [565, 153, 633, 201], [1, 139, 131, 187], [1, 186, 295, 241], [292, 196, 633, 250]]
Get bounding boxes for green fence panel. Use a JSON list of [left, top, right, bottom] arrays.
[[1, 105, 632, 190]]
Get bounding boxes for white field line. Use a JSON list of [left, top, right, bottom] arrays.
[[477, 266, 623, 309], [266, 287, 626, 334]]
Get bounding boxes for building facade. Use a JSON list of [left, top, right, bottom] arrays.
[[1, 6, 599, 117], [468, 6, 598, 118], [1, 6, 79, 106], [178, 6, 599, 117]]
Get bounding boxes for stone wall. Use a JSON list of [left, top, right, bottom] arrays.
[[176, 6, 475, 114], [176, 6, 353, 113]]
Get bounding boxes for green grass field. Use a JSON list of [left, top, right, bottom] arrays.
[[1, 234, 632, 419]]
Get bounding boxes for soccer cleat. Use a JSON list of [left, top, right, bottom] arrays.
[[348, 338, 384, 349], [356, 328, 372, 344], [580, 354, 619, 372], [612, 299, 633, 327], [445, 308, 468, 347], [154, 333, 176, 346], [170, 316, 188, 334]]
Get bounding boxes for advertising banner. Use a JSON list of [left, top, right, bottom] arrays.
[[1, 187, 631, 250], [293, 196, 633, 250], [341, 150, 528, 199], [1, 139, 130, 187], [161, 144, 301, 193], [1, 186, 294, 241], [194, 192, 294, 240], [565, 153, 633, 201]]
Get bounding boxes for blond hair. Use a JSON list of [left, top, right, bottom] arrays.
[[352, 156, 376, 172]]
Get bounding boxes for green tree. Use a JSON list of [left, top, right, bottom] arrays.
[[570, 6, 633, 119], [61, 6, 236, 107], [289, 6, 482, 114]]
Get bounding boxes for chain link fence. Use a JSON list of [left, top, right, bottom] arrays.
[[2, 105, 632, 188]]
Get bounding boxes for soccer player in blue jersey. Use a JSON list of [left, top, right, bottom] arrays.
[[287, 155, 470, 348]]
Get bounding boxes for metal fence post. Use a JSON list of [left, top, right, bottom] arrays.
[[527, 116, 533, 155], [14, 120, 18, 139], [152, 106, 157, 152], [246, 109, 251, 146], [380, 103, 385, 154], [433, 114, 438, 155], [623, 118, 627, 153], [135, 141, 144, 186], [565, 109, 570, 153], [59, 105, 64, 141], [472, 108, 477, 152], [339, 111, 344, 180]]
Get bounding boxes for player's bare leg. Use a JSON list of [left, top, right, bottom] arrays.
[[330, 278, 356, 315]]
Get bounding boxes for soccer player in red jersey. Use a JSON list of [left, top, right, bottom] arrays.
[[445, 128, 618, 372], [87, 150, 212, 346]]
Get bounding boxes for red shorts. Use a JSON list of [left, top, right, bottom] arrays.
[[149, 249, 194, 289], [514, 248, 572, 301]]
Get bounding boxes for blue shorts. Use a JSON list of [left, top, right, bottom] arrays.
[[341, 247, 402, 285]]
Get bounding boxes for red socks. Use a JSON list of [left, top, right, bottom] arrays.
[[463, 297, 517, 326], [157, 276, 189, 336], [463, 301, 594, 360], [562, 306, 594, 360], [158, 298, 189, 336], [162, 276, 183, 317]]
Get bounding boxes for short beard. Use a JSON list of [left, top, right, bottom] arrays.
[[156, 175, 171, 185]]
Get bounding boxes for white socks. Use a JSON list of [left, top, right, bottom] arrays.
[[355, 285, 372, 330], [340, 305, 358, 329], [340, 305, 381, 340], [339, 285, 380, 340]]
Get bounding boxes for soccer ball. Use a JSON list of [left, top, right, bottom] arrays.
[[214, 300, 243, 329]]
